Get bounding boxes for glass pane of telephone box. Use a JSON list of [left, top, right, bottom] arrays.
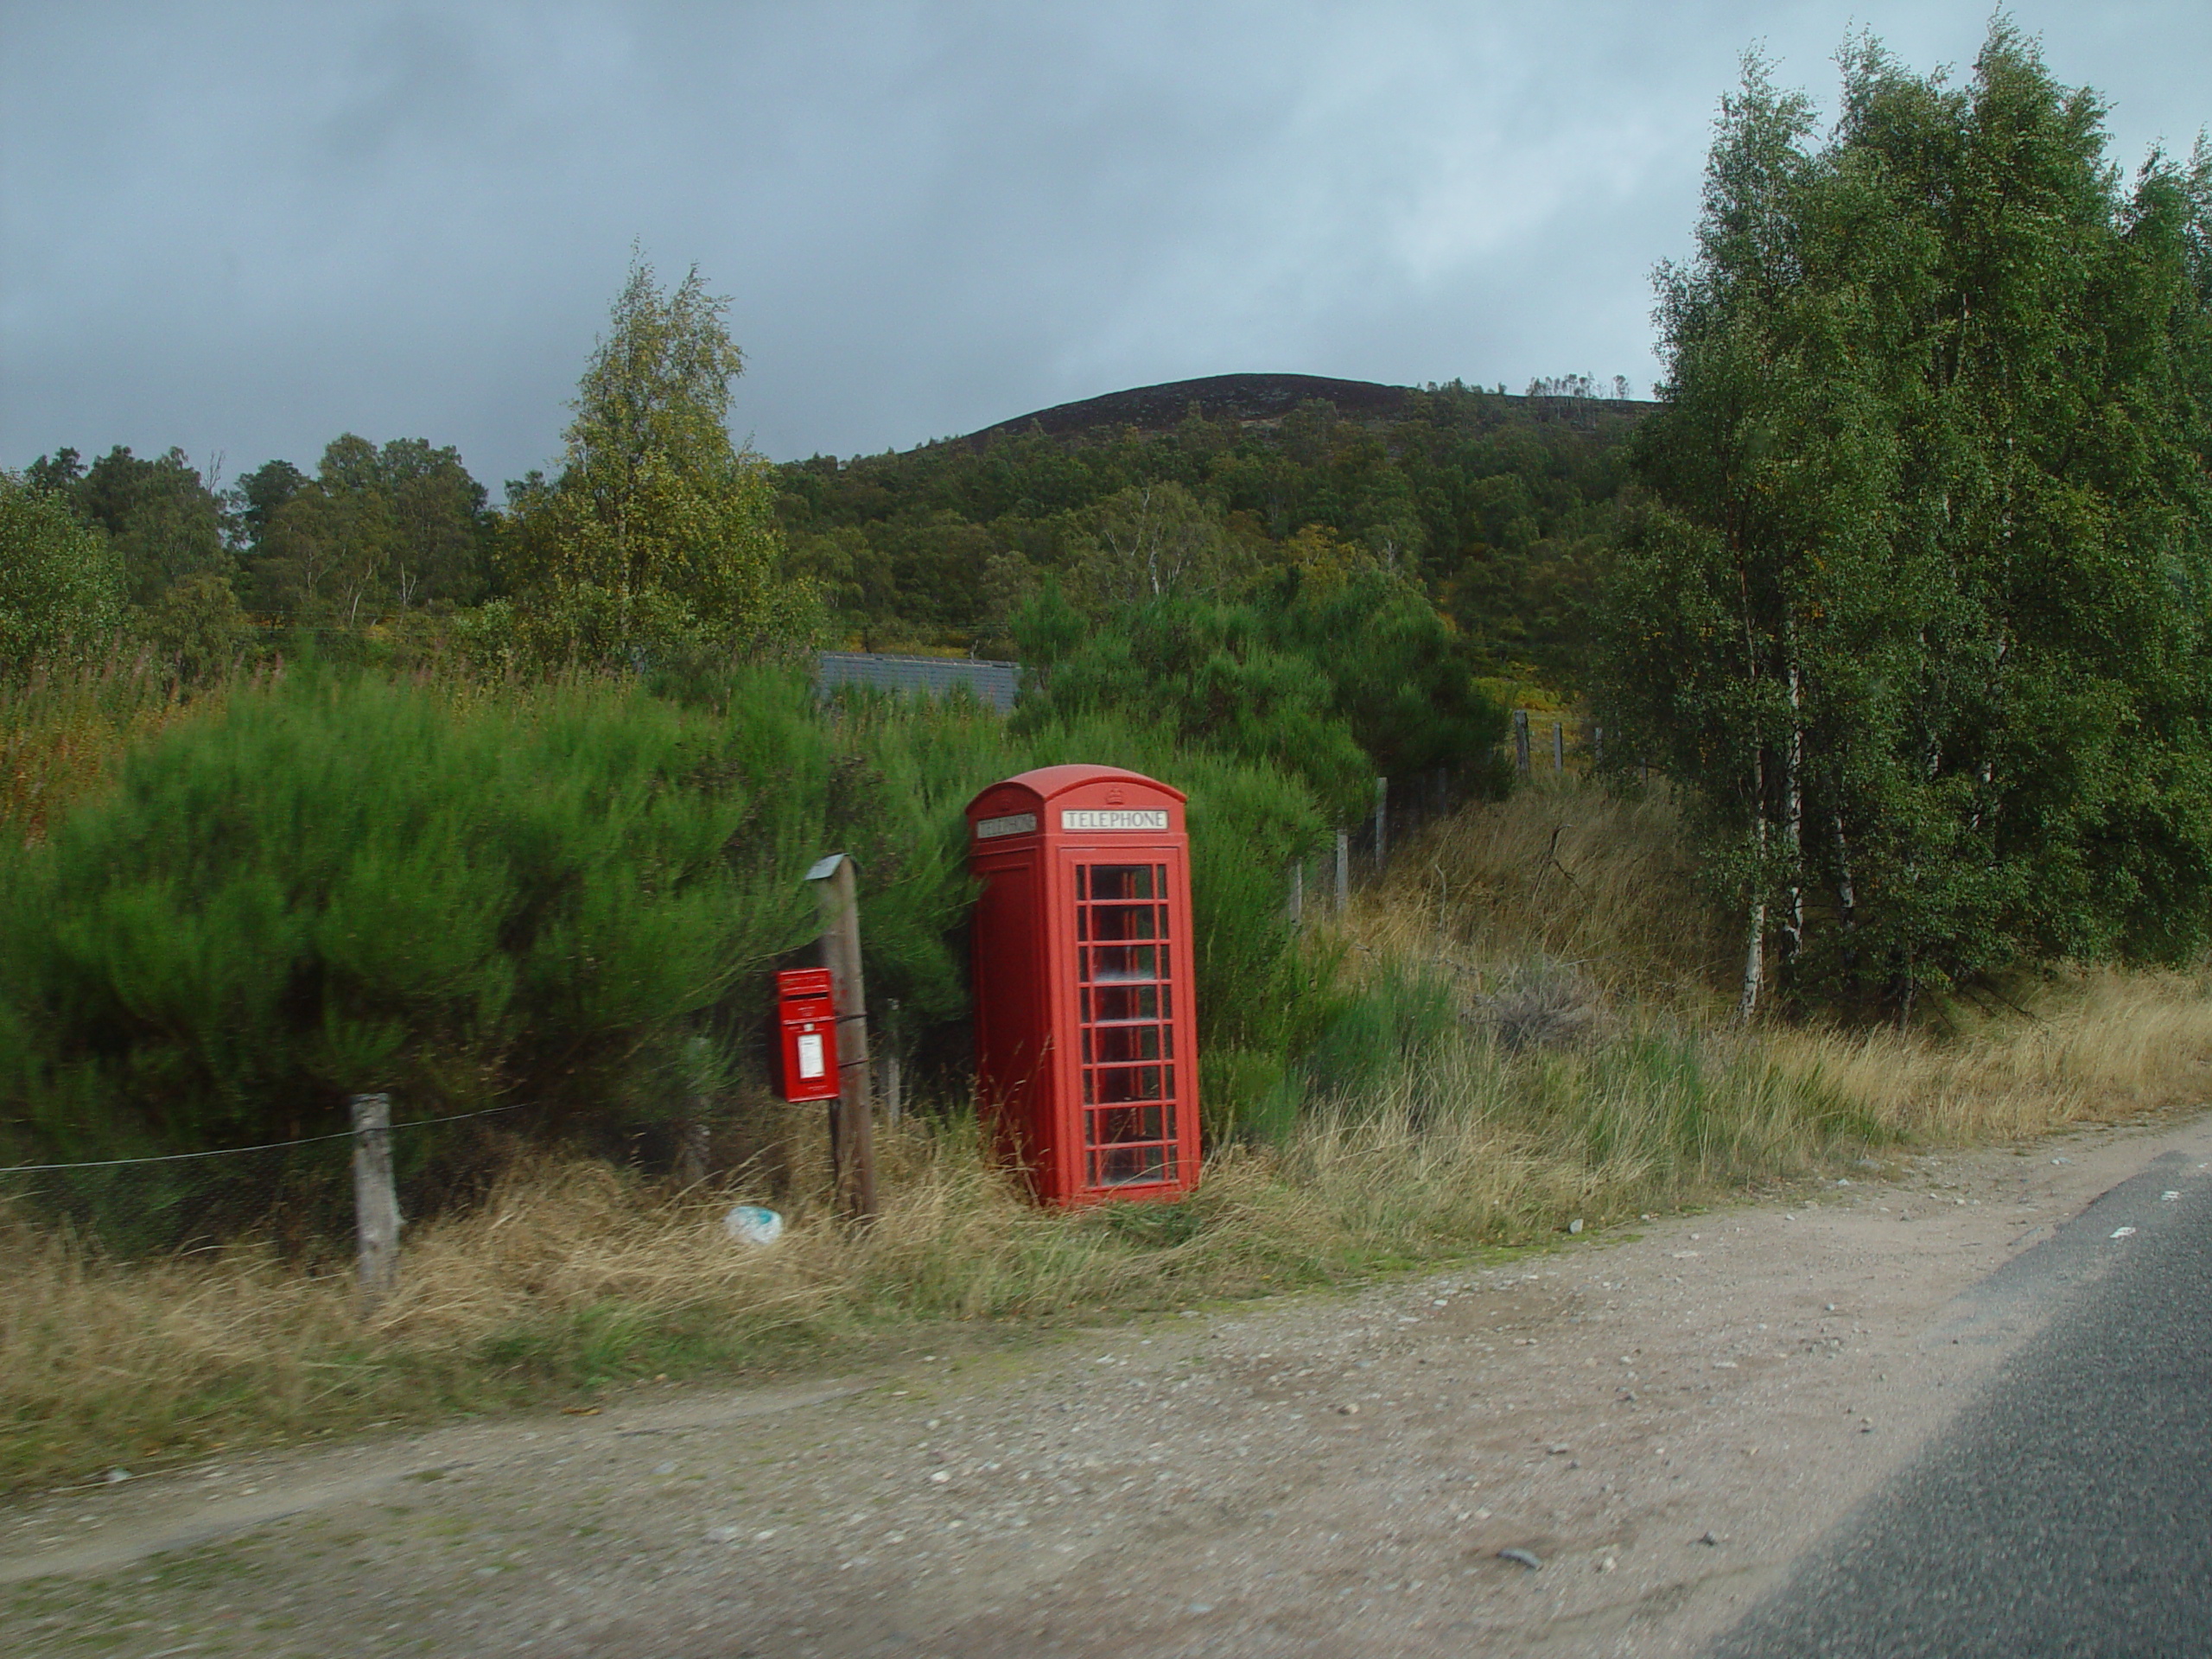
[[1085, 866, 1156, 900]]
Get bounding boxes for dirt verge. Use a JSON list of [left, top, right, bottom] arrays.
[[10, 1112, 2209, 1659]]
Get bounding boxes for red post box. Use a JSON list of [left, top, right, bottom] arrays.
[[774, 967, 842, 1103], [966, 765, 1200, 1205]]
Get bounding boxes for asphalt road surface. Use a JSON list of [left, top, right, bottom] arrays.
[[1710, 1148, 2212, 1659]]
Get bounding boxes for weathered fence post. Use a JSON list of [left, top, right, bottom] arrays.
[[807, 853, 878, 1221], [1334, 828, 1350, 915], [1552, 721, 1565, 774], [673, 1117, 710, 1187], [883, 998, 903, 1128], [350, 1092, 400, 1314], [1592, 724, 1604, 769], [1513, 709, 1530, 779], [1287, 859, 1304, 926]]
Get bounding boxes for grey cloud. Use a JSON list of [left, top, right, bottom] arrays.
[[2, 1, 2205, 492]]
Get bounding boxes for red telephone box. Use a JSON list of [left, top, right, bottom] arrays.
[[966, 765, 1200, 1205], [774, 968, 842, 1103]]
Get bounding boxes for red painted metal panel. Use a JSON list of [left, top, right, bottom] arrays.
[[965, 766, 1200, 1205]]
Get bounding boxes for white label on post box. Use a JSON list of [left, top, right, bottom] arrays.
[[797, 1032, 826, 1080], [974, 812, 1039, 839], [1061, 809, 1168, 831]]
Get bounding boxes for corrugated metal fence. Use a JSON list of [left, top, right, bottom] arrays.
[[817, 653, 1021, 714]]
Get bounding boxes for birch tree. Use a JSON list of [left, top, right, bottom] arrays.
[[496, 254, 813, 665], [1598, 27, 2212, 1020]]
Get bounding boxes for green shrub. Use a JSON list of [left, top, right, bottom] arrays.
[[1298, 957, 1459, 1109], [1012, 574, 1512, 820], [1014, 594, 1374, 819], [0, 669, 828, 1154]]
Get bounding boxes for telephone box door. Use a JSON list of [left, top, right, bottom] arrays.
[[1065, 850, 1188, 1192]]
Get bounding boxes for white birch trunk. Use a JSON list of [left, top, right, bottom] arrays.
[[1782, 659, 1805, 963], [1737, 749, 1768, 1026]]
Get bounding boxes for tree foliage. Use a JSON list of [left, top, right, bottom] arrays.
[[248, 435, 491, 624], [0, 672, 825, 1152], [26, 446, 230, 611], [0, 475, 124, 674], [1596, 29, 2212, 1019], [494, 256, 813, 665], [776, 385, 1639, 676], [1013, 565, 1508, 820]]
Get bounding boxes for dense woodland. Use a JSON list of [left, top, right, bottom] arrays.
[[10, 377, 1641, 688], [774, 378, 1640, 678]]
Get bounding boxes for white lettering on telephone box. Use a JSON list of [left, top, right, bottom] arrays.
[[1061, 809, 1168, 831]]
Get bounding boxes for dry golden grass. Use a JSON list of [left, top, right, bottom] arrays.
[[0, 655, 230, 844], [0, 1128, 1300, 1491], [1366, 775, 1735, 1007], [1767, 966, 2212, 1145]]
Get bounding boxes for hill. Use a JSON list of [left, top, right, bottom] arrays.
[[964, 372, 1421, 442], [774, 375, 1649, 680]]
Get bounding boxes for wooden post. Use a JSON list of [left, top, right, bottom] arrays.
[[673, 1115, 710, 1187], [1373, 777, 1389, 871], [806, 853, 877, 1221], [1334, 828, 1350, 915], [1592, 724, 1603, 769], [1552, 721, 1565, 774], [883, 999, 903, 1128], [1287, 859, 1304, 926], [1513, 709, 1530, 779], [350, 1093, 400, 1314]]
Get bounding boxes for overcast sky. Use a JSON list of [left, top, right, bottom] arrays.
[[3, 3, 2206, 494]]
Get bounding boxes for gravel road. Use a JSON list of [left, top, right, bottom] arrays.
[[10, 1113, 2209, 1659]]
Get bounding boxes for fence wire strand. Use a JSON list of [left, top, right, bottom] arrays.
[[0, 1107, 526, 1259]]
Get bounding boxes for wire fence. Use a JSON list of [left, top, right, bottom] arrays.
[[0, 1107, 526, 1259], [1285, 766, 1485, 921]]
